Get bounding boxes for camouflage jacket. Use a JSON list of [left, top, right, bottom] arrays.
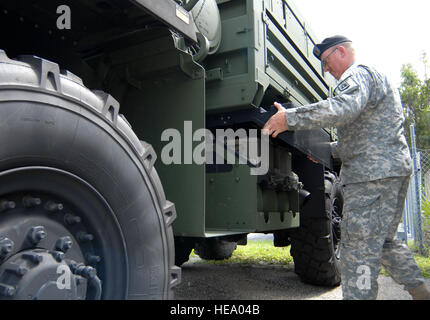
[[284, 63, 412, 184]]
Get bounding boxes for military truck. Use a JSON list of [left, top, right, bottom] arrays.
[[0, 0, 343, 300]]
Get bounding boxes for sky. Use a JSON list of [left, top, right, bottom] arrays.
[[291, 0, 430, 87]]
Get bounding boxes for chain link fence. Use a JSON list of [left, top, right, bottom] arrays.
[[400, 125, 430, 255], [419, 150, 430, 200], [415, 148, 430, 251]]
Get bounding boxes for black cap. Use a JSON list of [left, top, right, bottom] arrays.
[[313, 35, 352, 60]]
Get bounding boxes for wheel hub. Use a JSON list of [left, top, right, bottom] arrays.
[[0, 192, 102, 300], [0, 249, 85, 300]]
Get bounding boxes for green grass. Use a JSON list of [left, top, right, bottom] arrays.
[[228, 240, 293, 265], [190, 239, 430, 278], [414, 255, 430, 278], [190, 240, 293, 266]]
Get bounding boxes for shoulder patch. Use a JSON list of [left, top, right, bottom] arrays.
[[334, 75, 359, 97], [338, 80, 350, 92]]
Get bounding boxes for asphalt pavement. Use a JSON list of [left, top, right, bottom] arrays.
[[174, 234, 429, 300]]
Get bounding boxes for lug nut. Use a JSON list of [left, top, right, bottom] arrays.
[[0, 283, 16, 297], [6, 264, 28, 276], [75, 265, 97, 279], [77, 232, 94, 242], [50, 250, 65, 262], [67, 260, 78, 273], [22, 196, 41, 208], [27, 226, 47, 244], [0, 200, 15, 212], [22, 252, 43, 264], [45, 201, 63, 212], [86, 254, 101, 264], [55, 236, 73, 252], [64, 214, 81, 225], [0, 238, 14, 259]]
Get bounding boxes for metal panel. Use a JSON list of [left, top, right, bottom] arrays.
[[110, 35, 207, 237], [265, 20, 328, 99], [132, 0, 198, 42], [206, 0, 332, 114], [205, 152, 300, 233], [206, 164, 258, 233], [262, 0, 330, 104]]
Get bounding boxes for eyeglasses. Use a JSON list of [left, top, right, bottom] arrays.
[[321, 47, 338, 69]]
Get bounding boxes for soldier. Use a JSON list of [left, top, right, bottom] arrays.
[[263, 35, 430, 300]]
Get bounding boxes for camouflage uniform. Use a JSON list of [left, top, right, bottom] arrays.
[[283, 63, 426, 299]]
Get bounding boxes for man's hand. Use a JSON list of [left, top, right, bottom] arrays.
[[262, 102, 288, 138]]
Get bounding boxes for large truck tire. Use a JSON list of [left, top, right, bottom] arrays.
[[0, 51, 180, 299], [194, 238, 237, 261], [290, 171, 343, 286]]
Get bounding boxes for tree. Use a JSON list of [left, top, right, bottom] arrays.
[[399, 63, 430, 149]]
